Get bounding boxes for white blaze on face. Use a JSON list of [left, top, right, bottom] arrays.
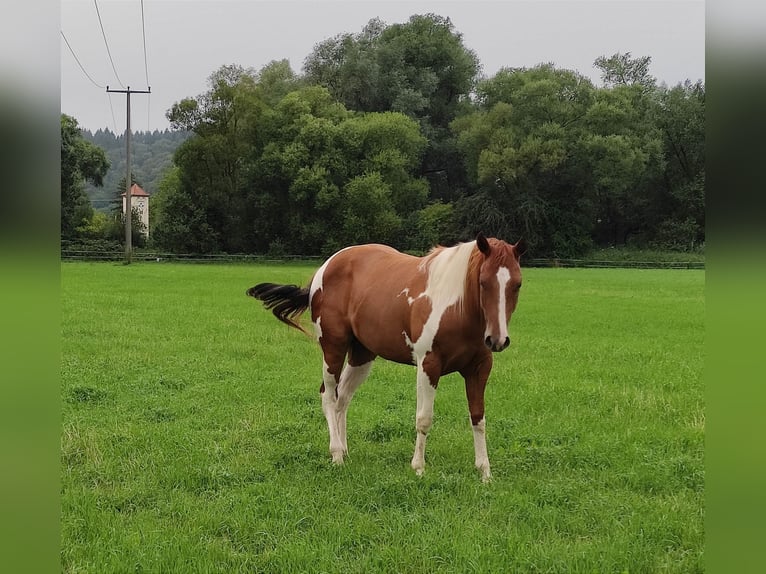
[[488, 266, 511, 344]]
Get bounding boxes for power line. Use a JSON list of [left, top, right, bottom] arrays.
[[140, 0, 152, 131], [93, 0, 126, 89], [62, 28, 122, 135], [140, 0, 150, 88], [106, 91, 121, 140], [141, 5, 151, 130], [60, 29, 105, 89]]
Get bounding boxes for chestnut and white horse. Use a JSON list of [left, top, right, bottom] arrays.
[[247, 233, 525, 481]]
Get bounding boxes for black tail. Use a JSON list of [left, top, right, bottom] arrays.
[[247, 282, 310, 334]]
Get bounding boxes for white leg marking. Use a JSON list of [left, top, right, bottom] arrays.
[[335, 362, 373, 456], [411, 362, 436, 476], [472, 417, 492, 482], [320, 360, 344, 464]]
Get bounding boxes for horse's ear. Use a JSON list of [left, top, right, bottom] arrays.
[[514, 237, 528, 258], [476, 233, 491, 255]]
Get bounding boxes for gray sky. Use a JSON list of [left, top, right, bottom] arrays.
[[60, 0, 705, 133]]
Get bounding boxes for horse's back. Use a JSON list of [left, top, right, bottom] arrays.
[[317, 244, 418, 289]]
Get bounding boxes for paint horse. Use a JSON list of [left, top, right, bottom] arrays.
[[247, 234, 525, 481]]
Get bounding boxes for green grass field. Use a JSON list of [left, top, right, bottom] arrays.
[[61, 261, 704, 573]]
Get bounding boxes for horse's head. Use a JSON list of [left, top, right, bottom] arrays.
[[476, 233, 526, 352]]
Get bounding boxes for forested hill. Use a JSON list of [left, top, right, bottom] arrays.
[[81, 128, 190, 212]]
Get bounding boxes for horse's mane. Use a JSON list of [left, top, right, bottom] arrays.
[[419, 240, 479, 314]]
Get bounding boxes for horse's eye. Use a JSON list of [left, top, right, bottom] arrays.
[[514, 284, 522, 292]]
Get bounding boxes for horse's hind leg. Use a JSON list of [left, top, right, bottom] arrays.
[[319, 340, 346, 464], [336, 340, 375, 456]]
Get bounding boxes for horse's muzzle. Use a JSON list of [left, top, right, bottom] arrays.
[[485, 336, 511, 352]]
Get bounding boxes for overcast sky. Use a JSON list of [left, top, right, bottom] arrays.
[[60, 0, 705, 133]]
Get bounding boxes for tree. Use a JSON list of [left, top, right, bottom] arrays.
[[164, 64, 262, 252], [60, 114, 109, 239], [594, 52, 656, 92], [303, 14, 480, 202], [303, 23, 383, 113], [648, 80, 705, 249], [244, 87, 427, 254], [156, 65, 428, 255], [452, 63, 665, 256], [452, 65, 598, 254], [339, 172, 401, 247]]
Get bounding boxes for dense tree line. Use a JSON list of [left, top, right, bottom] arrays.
[[63, 14, 704, 257]]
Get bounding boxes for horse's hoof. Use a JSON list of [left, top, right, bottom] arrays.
[[478, 467, 492, 483], [331, 452, 345, 465]]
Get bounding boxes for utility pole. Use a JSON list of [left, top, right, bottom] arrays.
[[106, 86, 151, 264]]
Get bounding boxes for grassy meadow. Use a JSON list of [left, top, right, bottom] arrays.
[[61, 261, 704, 573]]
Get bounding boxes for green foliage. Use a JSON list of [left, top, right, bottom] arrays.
[[340, 172, 401, 246], [60, 114, 109, 239], [582, 246, 704, 264], [453, 65, 607, 256], [155, 64, 429, 255], [595, 52, 656, 91], [304, 14, 480, 203], [304, 14, 479, 126], [74, 210, 113, 240], [451, 59, 701, 257], [61, 262, 704, 573], [411, 201, 455, 250], [65, 17, 703, 258], [648, 81, 705, 248]]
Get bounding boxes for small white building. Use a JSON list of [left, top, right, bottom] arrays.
[[122, 183, 150, 236]]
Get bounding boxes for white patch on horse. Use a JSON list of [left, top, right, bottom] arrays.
[[313, 316, 323, 340], [418, 241, 475, 312], [411, 363, 437, 475], [403, 241, 476, 363], [397, 287, 417, 306], [320, 358, 343, 462]]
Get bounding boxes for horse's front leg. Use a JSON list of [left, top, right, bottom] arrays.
[[463, 354, 493, 482], [411, 355, 440, 476]]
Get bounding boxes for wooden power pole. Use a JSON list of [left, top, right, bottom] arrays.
[[106, 86, 151, 264]]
